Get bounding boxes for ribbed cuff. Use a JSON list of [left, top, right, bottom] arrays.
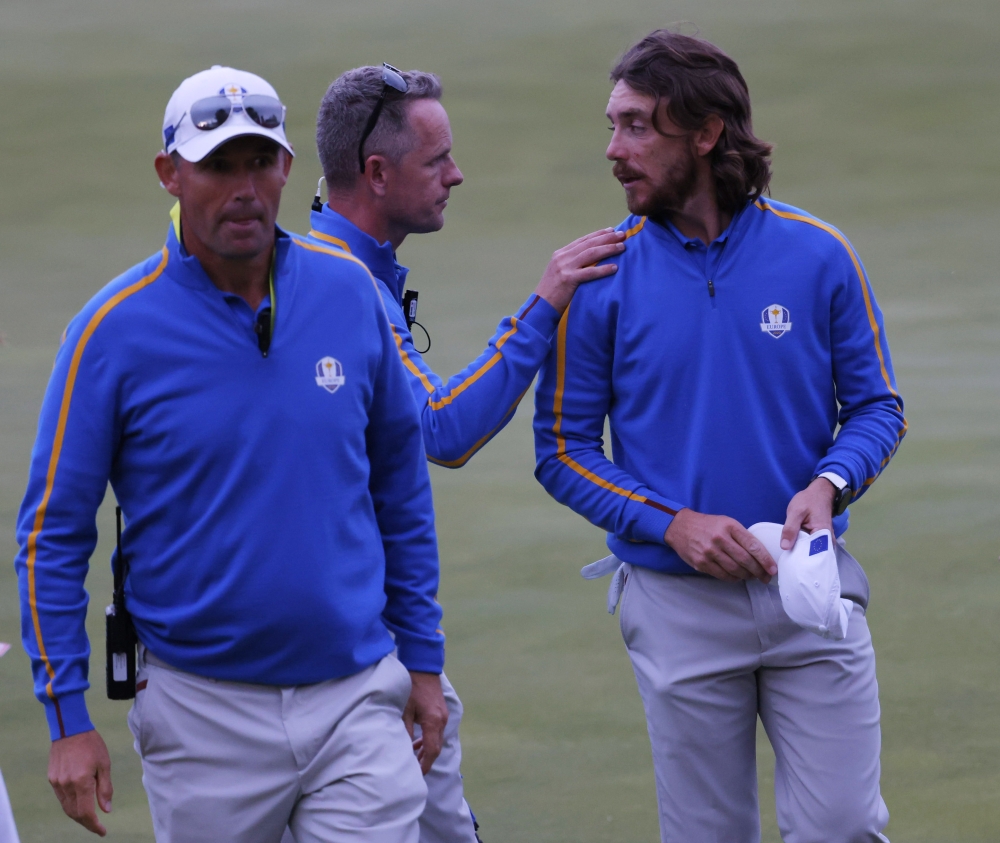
[[517, 295, 561, 340], [630, 497, 681, 545], [395, 636, 445, 675], [45, 691, 93, 741]]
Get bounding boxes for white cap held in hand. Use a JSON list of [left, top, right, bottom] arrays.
[[748, 523, 853, 640]]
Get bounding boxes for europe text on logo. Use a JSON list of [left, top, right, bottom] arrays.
[[315, 357, 346, 393], [760, 304, 792, 338]]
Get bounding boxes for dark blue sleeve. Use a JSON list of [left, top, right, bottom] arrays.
[[533, 287, 684, 544], [14, 252, 167, 741], [814, 243, 907, 501], [390, 294, 561, 468], [366, 298, 446, 673]]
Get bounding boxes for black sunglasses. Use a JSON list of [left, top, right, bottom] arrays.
[[357, 63, 408, 173], [189, 94, 286, 132]]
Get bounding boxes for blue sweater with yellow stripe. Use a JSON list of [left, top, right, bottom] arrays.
[[534, 199, 906, 574], [308, 206, 562, 467], [16, 223, 443, 741]]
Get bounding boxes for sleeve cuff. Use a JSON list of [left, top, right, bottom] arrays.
[[45, 691, 93, 741], [394, 636, 445, 675], [629, 497, 681, 545], [517, 294, 562, 340]]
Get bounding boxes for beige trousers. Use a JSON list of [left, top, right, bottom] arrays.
[[620, 563, 891, 843], [128, 650, 426, 843]]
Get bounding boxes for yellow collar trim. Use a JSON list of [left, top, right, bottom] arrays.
[[169, 200, 181, 241]]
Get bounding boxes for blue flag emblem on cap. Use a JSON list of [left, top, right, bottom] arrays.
[[809, 535, 830, 556], [163, 124, 176, 149]]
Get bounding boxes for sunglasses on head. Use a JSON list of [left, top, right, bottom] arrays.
[[188, 93, 286, 132], [358, 63, 408, 173]]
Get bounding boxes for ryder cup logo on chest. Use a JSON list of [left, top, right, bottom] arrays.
[[315, 357, 346, 393], [761, 304, 792, 338]]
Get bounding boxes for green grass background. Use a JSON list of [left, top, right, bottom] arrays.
[[2, 0, 998, 840]]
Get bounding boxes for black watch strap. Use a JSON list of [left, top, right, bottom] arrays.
[[813, 473, 853, 517], [832, 484, 853, 516]]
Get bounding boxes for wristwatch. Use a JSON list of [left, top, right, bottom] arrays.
[[815, 471, 853, 517]]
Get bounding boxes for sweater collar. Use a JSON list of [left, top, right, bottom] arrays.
[[164, 207, 290, 295], [652, 199, 755, 250], [308, 204, 409, 304]]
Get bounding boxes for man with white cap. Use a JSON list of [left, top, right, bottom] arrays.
[[15, 65, 444, 842]]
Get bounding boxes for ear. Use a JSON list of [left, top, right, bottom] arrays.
[[154, 151, 182, 198], [363, 154, 391, 198], [693, 114, 725, 159], [280, 148, 293, 181]]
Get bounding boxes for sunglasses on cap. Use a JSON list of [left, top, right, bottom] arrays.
[[358, 63, 408, 173], [187, 93, 286, 132]]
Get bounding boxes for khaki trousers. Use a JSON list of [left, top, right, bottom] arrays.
[[128, 650, 426, 843], [619, 563, 891, 843], [279, 672, 478, 843]]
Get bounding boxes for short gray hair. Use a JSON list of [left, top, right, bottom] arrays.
[[317, 66, 443, 190]]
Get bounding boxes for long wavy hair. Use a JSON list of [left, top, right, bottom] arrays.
[[611, 30, 773, 214]]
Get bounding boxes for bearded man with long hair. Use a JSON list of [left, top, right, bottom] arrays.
[[534, 30, 904, 843]]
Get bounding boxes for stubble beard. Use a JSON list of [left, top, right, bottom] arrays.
[[625, 145, 699, 219]]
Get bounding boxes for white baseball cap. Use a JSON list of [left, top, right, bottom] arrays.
[[748, 522, 853, 640], [162, 65, 294, 163]]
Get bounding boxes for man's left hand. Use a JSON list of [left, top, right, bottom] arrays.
[[403, 671, 448, 775], [535, 228, 626, 313], [781, 477, 837, 550]]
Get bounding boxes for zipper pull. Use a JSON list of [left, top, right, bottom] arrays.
[[707, 279, 716, 298]]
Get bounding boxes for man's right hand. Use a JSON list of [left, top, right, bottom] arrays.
[[48, 729, 113, 836], [535, 228, 626, 313], [664, 508, 777, 582]]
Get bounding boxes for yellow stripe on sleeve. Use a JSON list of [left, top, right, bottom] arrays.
[[755, 200, 898, 400], [425, 320, 520, 410], [390, 324, 436, 395], [755, 200, 908, 489], [427, 386, 531, 468], [25, 247, 169, 704], [550, 301, 675, 516]]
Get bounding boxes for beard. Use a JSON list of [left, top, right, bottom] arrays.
[[617, 143, 699, 218]]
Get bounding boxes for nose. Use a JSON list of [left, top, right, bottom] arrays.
[[606, 128, 625, 162], [445, 157, 464, 188], [604, 132, 622, 161], [232, 163, 259, 201]]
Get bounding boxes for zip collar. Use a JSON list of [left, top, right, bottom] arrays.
[[309, 205, 409, 305], [647, 199, 755, 251], [164, 205, 289, 308]]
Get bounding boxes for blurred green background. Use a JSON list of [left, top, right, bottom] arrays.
[[1, 0, 998, 840]]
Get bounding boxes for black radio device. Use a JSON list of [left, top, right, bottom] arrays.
[[105, 506, 137, 700], [401, 290, 431, 353], [402, 290, 419, 328]]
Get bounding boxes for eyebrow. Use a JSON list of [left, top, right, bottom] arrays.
[[607, 107, 651, 121], [427, 143, 452, 162]]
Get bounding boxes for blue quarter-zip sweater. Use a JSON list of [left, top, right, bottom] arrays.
[[534, 199, 906, 574], [308, 206, 562, 467], [16, 223, 444, 741]]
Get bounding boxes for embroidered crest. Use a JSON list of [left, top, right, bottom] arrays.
[[315, 357, 346, 393], [760, 304, 792, 338]]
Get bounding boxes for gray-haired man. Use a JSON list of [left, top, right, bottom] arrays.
[[303, 64, 624, 843]]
